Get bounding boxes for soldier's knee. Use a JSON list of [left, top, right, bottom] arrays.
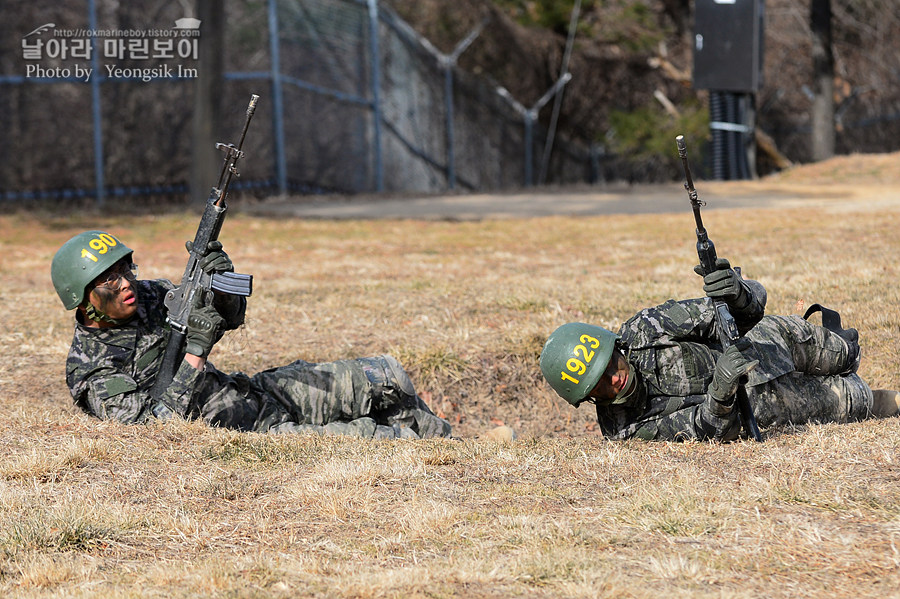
[[358, 355, 418, 407], [837, 328, 860, 375], [380, 354, 417, 397]]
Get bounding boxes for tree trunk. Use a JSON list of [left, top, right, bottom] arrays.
[[810, 0, 834, 161], [190, 0, 224, 205]]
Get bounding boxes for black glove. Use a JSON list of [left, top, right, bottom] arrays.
[[708, 340, 759, 403], [693, 258, 749, 309], [185, 303, 225, 358], [185, 240, 234, 275]]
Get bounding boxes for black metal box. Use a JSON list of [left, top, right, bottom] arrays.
[[693, 0, 765, 92]]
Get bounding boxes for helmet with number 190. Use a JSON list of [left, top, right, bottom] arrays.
[[539, 322, 619, 406], [51, 231, 133, 309]]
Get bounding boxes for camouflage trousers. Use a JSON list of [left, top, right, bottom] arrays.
[[248, 354, 452, 439], [746, 315, 873, 428]]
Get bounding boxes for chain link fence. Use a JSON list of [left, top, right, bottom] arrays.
[[4, 0, 897, 205], [0, 0, 596, 205]]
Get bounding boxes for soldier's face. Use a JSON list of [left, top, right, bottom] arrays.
[[588, 349, 630, 403], [87, 259, 139, 323]]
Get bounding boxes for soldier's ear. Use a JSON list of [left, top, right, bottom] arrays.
[[77, 293, 95, 314], [74, 302, 88, 325]]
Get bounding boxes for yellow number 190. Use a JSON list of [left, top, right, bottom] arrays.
[[80, 233, 119, 263]]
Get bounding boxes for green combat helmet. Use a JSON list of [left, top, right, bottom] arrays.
[[51, 231, 133, 309], [540, 322, 618, 406]]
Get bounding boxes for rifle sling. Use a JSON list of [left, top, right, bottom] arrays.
[[802, 303, 845, 334]]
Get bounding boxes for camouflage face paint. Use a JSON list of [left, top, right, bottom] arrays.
[[83, 272, 139, 326]]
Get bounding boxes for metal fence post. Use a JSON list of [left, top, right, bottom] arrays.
[[367, 0, 384, 192], [88, 0, 105, 207], [268, 0, 288, 194], [443, 65, 456, 189], [496, 73, 571, 187], [538, 0, 581, 185]]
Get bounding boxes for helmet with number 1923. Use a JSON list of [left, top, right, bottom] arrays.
[[539, 322, 619, 406], [51, 231, 133, 310]]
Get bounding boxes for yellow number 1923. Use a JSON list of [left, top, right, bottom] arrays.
[[560, 333, 601, 385]]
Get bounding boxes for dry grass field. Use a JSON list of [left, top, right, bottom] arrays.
[[1, 153, 899, 598]]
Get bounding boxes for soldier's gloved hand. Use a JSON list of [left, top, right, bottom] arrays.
[[693, 258, 750, 309], [185, 240, 234, 275], [185, 303, 225, 358], [708, 339, 759, 403]]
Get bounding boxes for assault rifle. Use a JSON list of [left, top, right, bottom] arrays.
[[150, 94, 259, 400], [676, 135, 762, 442]]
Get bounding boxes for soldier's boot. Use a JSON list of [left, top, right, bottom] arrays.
[[871, 390, 900, 418]]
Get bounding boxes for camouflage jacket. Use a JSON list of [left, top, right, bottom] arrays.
[[595, 279, 773, 442], [66, 279, 451, 439], [66, 278, 251, 426]]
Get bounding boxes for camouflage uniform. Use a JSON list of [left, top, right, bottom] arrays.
[[66, 279, 451, 439], [595, 280, 871, 441]]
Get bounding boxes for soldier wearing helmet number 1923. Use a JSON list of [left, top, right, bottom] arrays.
[[52, 231, 453, 440], [540, 258, 900, 441]]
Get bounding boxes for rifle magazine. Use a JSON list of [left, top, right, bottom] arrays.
[[210, 271, 253, 296]]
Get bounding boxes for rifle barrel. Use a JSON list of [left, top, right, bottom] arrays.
[[214, 94, 260, 205], [676, 135, 706, 231]]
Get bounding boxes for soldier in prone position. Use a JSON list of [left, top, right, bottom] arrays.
[[539, 259, 900, 441], [51, 230, 452, 440]]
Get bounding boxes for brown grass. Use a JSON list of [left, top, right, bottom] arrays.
[[1, 166, 899, 597]]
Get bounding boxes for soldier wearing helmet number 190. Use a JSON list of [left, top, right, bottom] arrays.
[[52, 230, 453, 440], [540, 258, 900, 441]]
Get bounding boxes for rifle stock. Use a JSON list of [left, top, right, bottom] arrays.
[[150, 94, 259, 401], [676, 135, 762, 442]]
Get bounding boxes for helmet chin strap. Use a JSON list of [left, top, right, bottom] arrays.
[[613, 370, 636, 401], [83, 302, 134, 326], [612, 346, 637, 402]]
